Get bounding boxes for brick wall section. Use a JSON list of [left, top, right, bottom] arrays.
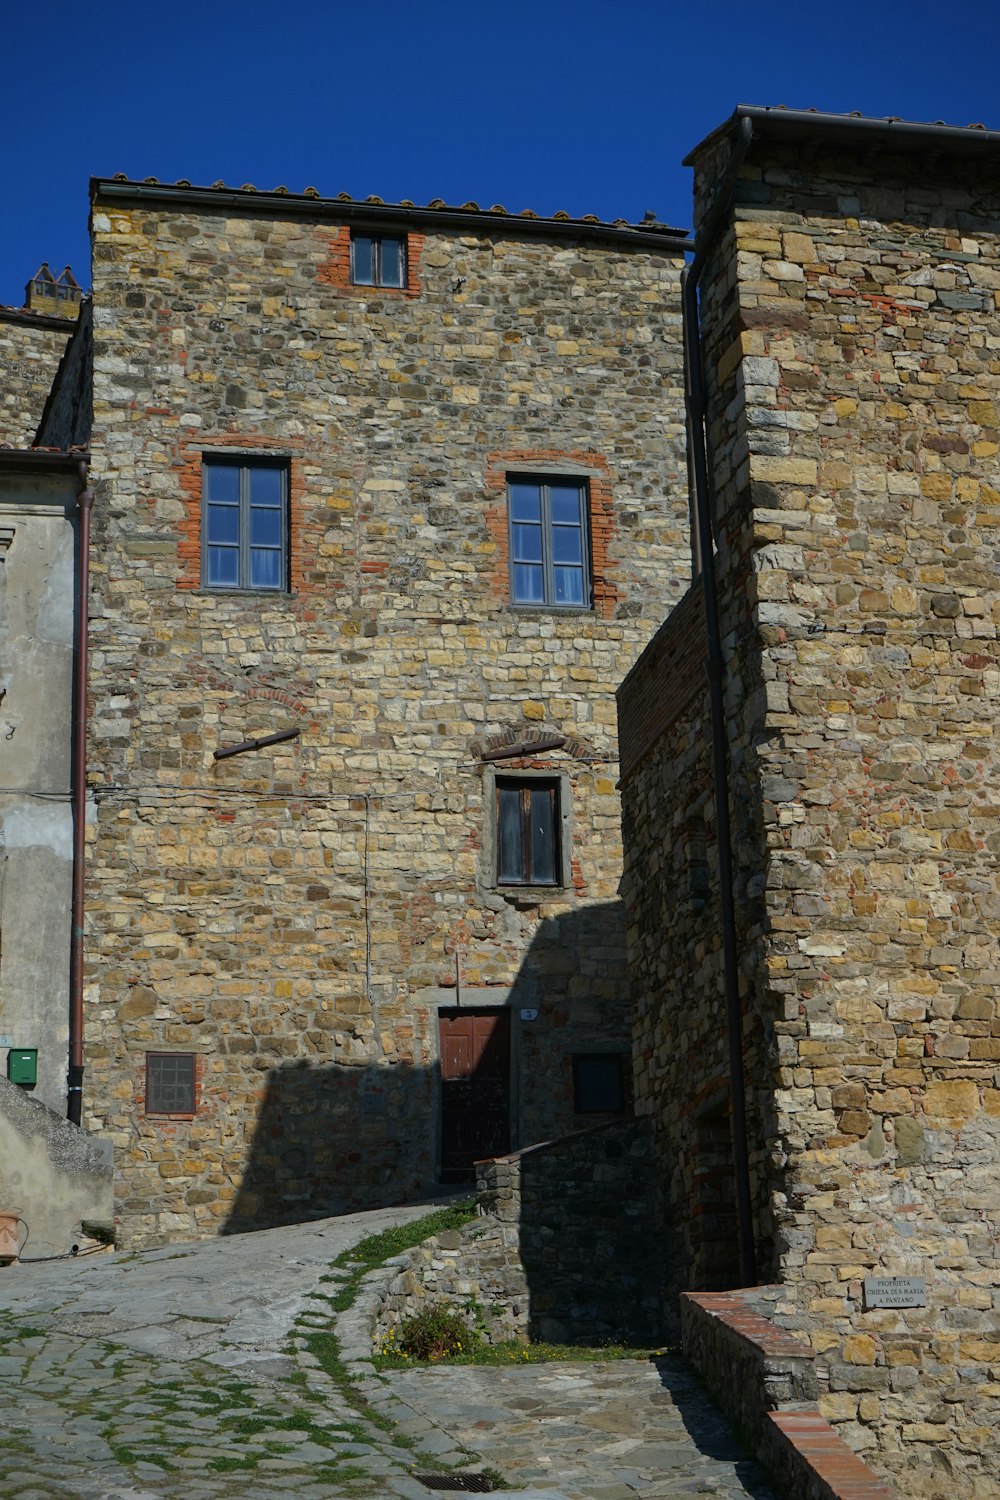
[[317, 226, 425, 298], [0, 306, 75, 445], [84, 194, 689, 1247], [625, 129, 1000, 1494], [173, 435, 310, 591], [484, 449, 618, 617]]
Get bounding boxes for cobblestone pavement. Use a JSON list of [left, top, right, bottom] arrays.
[[0, 1208, 779, 1500]]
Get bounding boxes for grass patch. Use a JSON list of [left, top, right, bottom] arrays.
[[294, 1200, 478, 1435], [0, 1324, 47, 1351], [206, 1454, 257, 1473], [375, 1337, 666, 1369]]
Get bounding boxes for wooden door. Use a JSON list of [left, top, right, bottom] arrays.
[[439, 1009, 511, 1182]]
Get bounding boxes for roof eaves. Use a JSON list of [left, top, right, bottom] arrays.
[[684, 104, 1000, 166], [0, 446, 89, 473], [90, 177, 691, 250]]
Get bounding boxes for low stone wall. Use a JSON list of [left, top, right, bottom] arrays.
[[477, 1119, 662, 1343], [373, 1119, 661, 1351], [373, 1216, 530, 1350], [0, 1077, 113, 1258], [682, 1289, 899, 1500]]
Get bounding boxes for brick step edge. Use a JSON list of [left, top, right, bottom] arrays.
[[766, 1410, 898, 1500], [680, 1289, 901, 1500]]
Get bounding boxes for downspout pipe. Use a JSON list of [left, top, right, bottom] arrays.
[[68, 462, 94, 1126], [681, 115, 757, 1287]]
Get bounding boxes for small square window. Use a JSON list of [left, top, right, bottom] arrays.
[[202, 457, 288, 592], [350, 232, 407, 289], [573, 1054, 626, 1114], [146, 1053, 196, 1115], [496, 777, 561, 886], [508, 477, 590, 609]]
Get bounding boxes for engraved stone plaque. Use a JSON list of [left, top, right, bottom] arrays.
[[863, 1276, 927, 1309]]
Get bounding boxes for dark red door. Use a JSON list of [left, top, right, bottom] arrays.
[[439, 1009, 511, 1182]]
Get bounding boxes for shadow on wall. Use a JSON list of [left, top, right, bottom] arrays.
[[223, 1059, 440, 1234], [223, 898, 635, 1241], [503, 897, 633, 1144]]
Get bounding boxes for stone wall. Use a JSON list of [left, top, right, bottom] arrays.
[[83, 185, 690, 1245], [0, 469, 79, 1114], [374, 1119, 659, 1348], [373, 1215, 529, 1349], [36, 301, 93, 450], [0, 307, 76, 447], [619, 579, 778, 1311], [624, 119, 1000, 1495]]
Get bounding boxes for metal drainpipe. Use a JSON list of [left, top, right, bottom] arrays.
[[68, 462, 94, 1126], [681, 115, 758, 1287]]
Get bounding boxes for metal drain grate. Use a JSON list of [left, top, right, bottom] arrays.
[[413, 1474, 502, 1493]]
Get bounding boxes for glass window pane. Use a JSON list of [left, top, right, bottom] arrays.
[[509, 484, 541, 522], [250, 507, 281, 546], [208, 545, 239, 586], [379, 237, 404, 287], [549, 484, 583, 526], [207, 503, 239, 544], [498, 787, 524, 882], [204, 464, 240, 503], [352, 235, 374, 285], [530, 786, 557, 883], [512, 523, 543, 562], [250, 548, 281, 589], [512, 563, 544, 603], [249, 467, 282, 506], [552, 525, 583, 564], [554, 566, 585, 605]]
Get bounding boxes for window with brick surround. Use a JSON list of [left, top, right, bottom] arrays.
[[573, 1054, 626, 1114], [202, 457, 288, 591], [350, 232, 407, 289], [146, 1053, 196, 1116], [496, 776, 561, 886], [507, 477, 590, 608]]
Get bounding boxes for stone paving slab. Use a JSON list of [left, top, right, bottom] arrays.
[[0, 1205, 780, 1499]]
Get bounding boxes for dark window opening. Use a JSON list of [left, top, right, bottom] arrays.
[[496, 778, 560, 886], [573, 1054, 625, 1114], [350, 232, 407, 288], [146, 1052, 196, 1115], [507, 476, 590, 609], [202, 457, 288, 591]]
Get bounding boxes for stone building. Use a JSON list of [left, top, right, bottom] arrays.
[[12, 180, 690, 1246], [0, 264, 82, 448], [619, 108, 1000, 1496]]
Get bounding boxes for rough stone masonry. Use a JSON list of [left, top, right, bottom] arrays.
[[78, 182, 690, 1246], [620, 112, 1000, 1498]]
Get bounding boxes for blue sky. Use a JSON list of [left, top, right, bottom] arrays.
[[3, 0, 996, 306]]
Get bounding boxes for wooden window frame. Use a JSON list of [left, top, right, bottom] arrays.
[[495, 776, 562, 887], [145, 1052, 197, 1118], [349, 231, 408, 289], [506, 475, 591, 611], [201, 455, 289, 593]]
